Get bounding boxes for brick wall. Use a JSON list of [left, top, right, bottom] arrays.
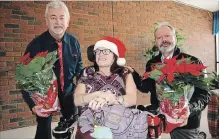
[[0, 1, 216, 131]]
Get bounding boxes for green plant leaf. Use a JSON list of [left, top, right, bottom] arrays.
[[14, 51, 57, 95], [26, 57, 45, 73], [149, 69, 163, 80]]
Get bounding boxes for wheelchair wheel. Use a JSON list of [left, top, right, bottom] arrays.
[[53, 127, 74, 139]]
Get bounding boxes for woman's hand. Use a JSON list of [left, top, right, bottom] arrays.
[[88, 97, 108, 110], [99, 90, 117, 105], [88, 90, 117, 110]]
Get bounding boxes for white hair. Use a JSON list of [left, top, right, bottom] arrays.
[[45, 0, 70, 20], [154, 22, 176, 36]]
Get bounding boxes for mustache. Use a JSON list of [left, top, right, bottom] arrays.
[[54, 26, 63, 28], [160, 41, 171, 47]]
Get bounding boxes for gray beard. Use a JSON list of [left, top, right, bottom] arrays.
[[159, 44, 175, 55]]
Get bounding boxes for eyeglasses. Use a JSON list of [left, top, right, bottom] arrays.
[[94, 49, 111, 55]]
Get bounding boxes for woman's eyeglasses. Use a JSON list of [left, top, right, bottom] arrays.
[[94, 49, 111, 55]]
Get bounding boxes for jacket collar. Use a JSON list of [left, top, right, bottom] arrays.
[[46, 30, 68, 43], [172, 46, 180, 57]]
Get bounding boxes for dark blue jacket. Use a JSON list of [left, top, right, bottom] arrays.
[[22, 31, 83, 115]]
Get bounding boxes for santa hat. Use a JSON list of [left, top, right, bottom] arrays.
[[94, 36, 126, 66]]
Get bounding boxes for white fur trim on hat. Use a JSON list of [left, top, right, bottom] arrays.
[[117, 58, 126, 66], [94, 40, 119, 56]]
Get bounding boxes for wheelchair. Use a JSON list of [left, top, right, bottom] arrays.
[[52, 113, 78, 139]]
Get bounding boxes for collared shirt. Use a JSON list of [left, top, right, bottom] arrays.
[[161, 52, 174, 63], [22, 30, 83, 109]]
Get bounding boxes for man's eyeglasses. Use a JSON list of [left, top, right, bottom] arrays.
[[94, 49, 111, 55]]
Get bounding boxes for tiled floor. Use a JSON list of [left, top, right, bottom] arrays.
[[0, 107, 214, 139]]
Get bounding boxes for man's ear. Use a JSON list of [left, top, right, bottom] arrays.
[[45, 18, 48, 26], [67, 19, 70, 27], [175, 35, 177, 44]]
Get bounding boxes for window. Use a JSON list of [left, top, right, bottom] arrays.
[[216, 33, 219, 74]]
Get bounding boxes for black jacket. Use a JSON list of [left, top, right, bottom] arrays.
[[22, 31, 83, 118], [132, 47, 210, 129]]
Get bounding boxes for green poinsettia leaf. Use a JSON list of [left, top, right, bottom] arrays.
[[14, 51, 57, 95], [163, 92, 172, 98], [26, 57, 45, 73], [184, 58, 192, 64], [15, 64, 33, 78], [23, 68, 33, 77], [176, 58, 192, 65], [32, 57, 45, 67], [176, 59, 183, 65], [45, 52, 53, 62], [149, 69, 163, 80], [155, 63, 165, 69], [15, 64, 24, 80], [44, 51, 58, 69], [173, 93, 184, 99], [45, 51, 57, 62]]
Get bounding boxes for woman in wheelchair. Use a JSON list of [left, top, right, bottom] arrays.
[[74, 36, 137, 139]]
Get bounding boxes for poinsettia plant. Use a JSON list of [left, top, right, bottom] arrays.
[[15, 50, 60, 113], [143, 56, 213, 133], [143, 56, 212, 103]]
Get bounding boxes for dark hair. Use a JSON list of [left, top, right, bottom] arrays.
[[87, 45, 95, 62]]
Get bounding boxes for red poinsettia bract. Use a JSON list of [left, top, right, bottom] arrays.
[[19, 51, 49, 65], [143, 56, 206, 83], [185, 64, 206, 76], [34, 51, 48, 58], [20, 52, 31, 65], [159, 57, 178, 83]]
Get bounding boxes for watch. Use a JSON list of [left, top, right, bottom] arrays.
[[117, 96, 124, 105]]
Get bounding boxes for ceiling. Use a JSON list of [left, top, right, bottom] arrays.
[[174, 0, 219, 12]]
